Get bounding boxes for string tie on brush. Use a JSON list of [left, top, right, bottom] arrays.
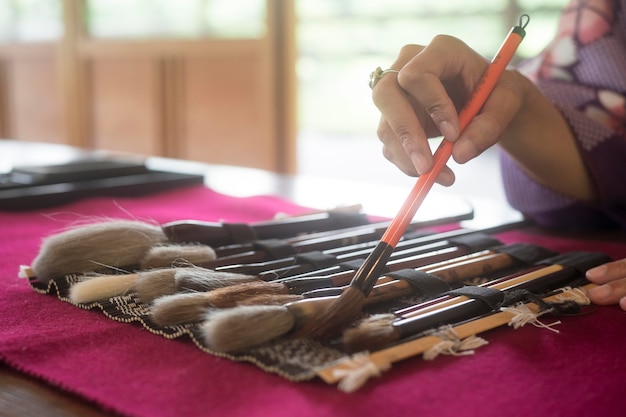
[[331, 352, 391, 393], [502, 286, 592, 333], [423, 327, 488, 361], [554, 286, 590, 306], [501, 303, 561, 333]]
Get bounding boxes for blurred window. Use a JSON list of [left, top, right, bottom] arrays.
[[296, 0, 567, 135], [85, 0, 266, 39], [0, 0, 62, 42]]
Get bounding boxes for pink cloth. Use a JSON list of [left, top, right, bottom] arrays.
[[1, 184, 626, 417]]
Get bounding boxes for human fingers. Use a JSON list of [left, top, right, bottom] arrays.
[[586, 277, 626, 309], [378, 118, 456, 186], [586, 259, 626, 309], [452, 70, 526, 164], [396, 35, 488, 144], [586, 259, 626, 284], [372, 47, 434, 175]]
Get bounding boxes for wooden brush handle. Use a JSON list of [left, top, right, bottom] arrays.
[[317, 282, 592, 385], [364, 252, 516, 305], [162, 211, 370, 245]]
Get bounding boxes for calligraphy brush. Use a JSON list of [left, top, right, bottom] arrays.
[[31, 220, 168, 283], [147, 248, 500, 327], [30, 211, 370, 282], [342, 250, 611, 352], [69, 266, 257, 304], [161, 209, 370, 246], [67, 238, 457, 304], [150, 251, 494, 327], [196, 217, 442, 268], [317, 283, 596, 391], [197, 17, 530, 348], [198, 244, 555, 350], [68, 230, 502, 305], [341, 264, 548, 353], [68, 239, 459, 305]]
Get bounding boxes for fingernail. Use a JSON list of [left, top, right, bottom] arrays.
[[586, 265, 607, 280], [438, 121, 458, 140], [588, 284, 612, 300]]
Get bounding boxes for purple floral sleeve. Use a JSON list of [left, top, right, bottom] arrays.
[[500, 0, 626, 230]]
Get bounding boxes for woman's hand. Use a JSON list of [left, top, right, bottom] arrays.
[[373, 35, 595, 201], [373, 35, 528, 185], [586, 259, 626, 311]]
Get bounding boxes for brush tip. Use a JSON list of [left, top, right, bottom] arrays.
[[293, 286, 366, 340], [150, 292, 213, 327], [32, 220, 166, 282], [68, 273, 139, 304], [175, 268, 258, 292], [201, 305, 295, 353], [134, 268, 178, 303], [139, 244, 217, 269], [341, 314, 398, 353]]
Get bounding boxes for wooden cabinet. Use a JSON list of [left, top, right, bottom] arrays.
[[0, 0, 297, 173]]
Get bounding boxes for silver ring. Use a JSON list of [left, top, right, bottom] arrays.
[[369, 67, 400, 89]]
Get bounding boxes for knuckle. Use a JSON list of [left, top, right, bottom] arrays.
[[395, 127, 417, 150], [398, 44, 422, 60], [430, 34, 465, 50]]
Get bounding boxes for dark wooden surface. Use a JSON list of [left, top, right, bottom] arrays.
[[0, 364, 112, 417]]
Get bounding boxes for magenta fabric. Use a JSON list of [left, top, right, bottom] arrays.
[[1, 184, 626, 417]]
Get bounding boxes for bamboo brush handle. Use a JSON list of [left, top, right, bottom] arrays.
[[401, 264, 562, 318], [363, 252, 516, 305], [317, 282, 595, 385]]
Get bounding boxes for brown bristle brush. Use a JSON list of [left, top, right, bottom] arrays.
[[150, 282, 304, 327], [152, 249, 493, 328], [30, 219, 219, 283], [31, 220, 168, 283], [199, 25, 528, 350], [139, 244, 217, 269], [198, 243, 554, 353], [68, 265, 257, 304]]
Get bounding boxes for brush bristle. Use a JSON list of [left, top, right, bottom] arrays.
[[133, 268, 178, 303], [139, 244, 217, 269], [150, 293, 213, 327], [237, 293, 304, 306], [202, 281, 288, 308], [31, 220, 167, 283], [341, 314, 397, 353], [293, 286, 366, 340], [175, 267, 258, 292], [69, 273, 139, 304], [149, 281, 298, 327], [201, 305, 295, 353]]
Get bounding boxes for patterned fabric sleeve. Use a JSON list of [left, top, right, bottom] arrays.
[[500, 0, 626, 230]]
